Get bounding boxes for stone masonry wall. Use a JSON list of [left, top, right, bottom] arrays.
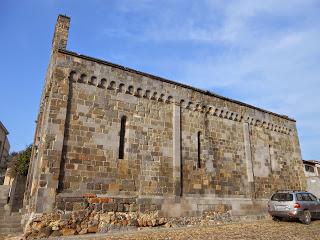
[[181, 107, 247, 196], [52, 50, 305, 200], [58, 73, 174, 196]]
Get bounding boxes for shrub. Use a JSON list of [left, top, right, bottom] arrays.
[[8, 145, 32, 177]]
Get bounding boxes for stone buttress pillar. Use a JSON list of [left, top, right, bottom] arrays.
[[243, 122, 255, 198], [33, 66, 70, 213], [173, 102, 182, 196]]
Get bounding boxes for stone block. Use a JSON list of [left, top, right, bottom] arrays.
[[108, 183, 120, 192], [73, 202, 87, 211], [94, 203, 102, 211], [56, 201, 65, 210], [99, 197, 113, 203], [87, 226, 98, 233], [61, 228, 76, 236], [87, 197, 100, 204], [102, 203, 117, 211], [65, 202, 73, 211], [123, 203, 130, 212], [129, 203, 138, 212], [117, 203, 124, 212]]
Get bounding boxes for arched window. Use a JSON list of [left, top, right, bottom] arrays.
[[119, 116, 127, 159], [197, 131, 201, 168]]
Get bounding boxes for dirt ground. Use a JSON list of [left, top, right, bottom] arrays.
[[95, 219, 320, 240], [3, 219, 320, 240]]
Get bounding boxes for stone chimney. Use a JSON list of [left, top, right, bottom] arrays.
[[51, 15, 70, 51]]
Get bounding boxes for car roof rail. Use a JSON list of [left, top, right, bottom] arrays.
[[276, 189, 306, 192]]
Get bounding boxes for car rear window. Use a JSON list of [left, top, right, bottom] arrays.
[[271, 193, 293, 201]]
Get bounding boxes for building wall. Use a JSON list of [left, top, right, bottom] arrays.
[[303, 161, 320, 198], [306, 177, 320, 198], [181, 106, 248, 197], [0, 122, 10, 184], [59, 78, 174, 196], [23, 15, 307, 217], [304, 163, 319, 177], [56, 53, 304, 197]]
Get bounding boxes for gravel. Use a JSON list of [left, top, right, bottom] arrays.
[[91, 219, 320, 240]]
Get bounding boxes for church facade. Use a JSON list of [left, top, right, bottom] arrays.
[[23, 15, 306, 218]]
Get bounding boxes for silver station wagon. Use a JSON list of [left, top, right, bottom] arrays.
[[268, 190, 320, 224]]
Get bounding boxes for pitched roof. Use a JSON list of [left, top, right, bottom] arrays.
[[302, 160, 320, 165]]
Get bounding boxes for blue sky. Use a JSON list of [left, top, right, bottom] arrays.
[[0, 0, 319, 159]]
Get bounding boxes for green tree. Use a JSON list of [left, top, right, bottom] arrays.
[[8, 145, 32, 177]]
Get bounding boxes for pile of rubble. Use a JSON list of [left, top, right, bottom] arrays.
[[24, 203, 238, 239], [24, 209, 167, 239], [166, 211, 232, 227]]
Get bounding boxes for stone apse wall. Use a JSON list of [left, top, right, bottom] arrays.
[[23, 15, 306, 219]]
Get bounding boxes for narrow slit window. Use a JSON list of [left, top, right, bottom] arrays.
[[197, 131, 201, 168], [119, 116, 126, 159]]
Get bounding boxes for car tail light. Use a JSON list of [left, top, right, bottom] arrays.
[[294, 203, 301, 208]]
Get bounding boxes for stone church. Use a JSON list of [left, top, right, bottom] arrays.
[[23, 15, 306, 220]]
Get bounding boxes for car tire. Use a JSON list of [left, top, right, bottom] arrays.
[[299, 210, 311, 224]]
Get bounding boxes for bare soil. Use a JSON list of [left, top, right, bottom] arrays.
[[99, 219, 320, 240]]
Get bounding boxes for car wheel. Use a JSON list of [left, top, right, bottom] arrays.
[[299, 210, 311, 224], [272, 216, 281, 221]]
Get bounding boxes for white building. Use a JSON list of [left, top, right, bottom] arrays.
[[303, 160, 320, 197]]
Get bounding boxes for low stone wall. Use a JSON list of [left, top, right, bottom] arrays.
[[160, 196, 268, 217], [56, 194, 155, 213], [9, 175, 27, 212], [24, 210, 167, 239], [55, 194, 268, 217], [0, 185, 10, 204]]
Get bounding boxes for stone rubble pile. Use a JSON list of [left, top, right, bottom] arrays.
[[24, 208, 236, 239], [24, 209, 167, 239], [165, 211, 232, 228]]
